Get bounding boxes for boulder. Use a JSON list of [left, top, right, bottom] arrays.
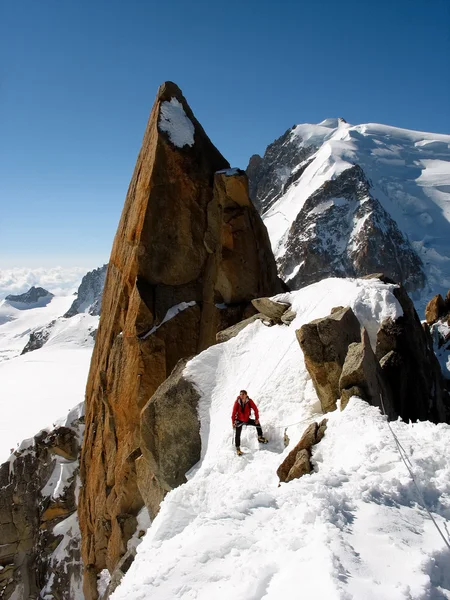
[[216, 314, 263, 343], [339, 328, 396, 419], [425, 293, 446, 325], [79, 81, 283, 598], [139, 359, 201, 519], [281, 309, 297, 325], [251, 297, 291, 322], [296, 306, 361, 412], [277, 419, 327, 483], [285, 450, 311, 482], [376, 286, 447, 423]]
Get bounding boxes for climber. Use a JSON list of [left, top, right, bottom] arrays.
[[232, 390, 268, 456]]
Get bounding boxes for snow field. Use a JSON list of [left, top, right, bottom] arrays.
[[159, 97, 195, 148], [0, 294, 97, 462], [111, 278, 450, 600]]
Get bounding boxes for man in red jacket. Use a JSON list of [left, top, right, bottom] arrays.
[[231, 390, 268, 455]]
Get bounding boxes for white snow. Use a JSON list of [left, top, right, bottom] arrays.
[[159, 98, 195, 148], [97, 569, 111, 598], [41, 460, 78, 499], [0, 344, 92, 464], [0, 295, 75, 362], [216, 168, 241, 176], [109, 277, 450, 600], [127, 507, 152, 552], [142, 301, 196, 339], [262, 119, 450, 301], [0, 293, 95, 463]]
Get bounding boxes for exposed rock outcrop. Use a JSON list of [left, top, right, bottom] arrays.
[[339, 328, 396, 418], [139, 359, 201, 518], [277, 165, 426, 292], [246, 127, 317, 213], [251, 297, 291, 323], [216, 314, 263, 343], [0, 405, 84, 600], [297, 284, 447, 424], [376, 286, 447, 423], [20, 320, 55, 354], [425, 292, 450, 326], [296, 306, 361, 412], [64, 264, 108, 318], [277, 419, 327, 483], [5, 286, 54, 308], [79, 82, 282, 599]]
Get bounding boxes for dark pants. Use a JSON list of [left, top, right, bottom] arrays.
[[235, 419, 263, 447]]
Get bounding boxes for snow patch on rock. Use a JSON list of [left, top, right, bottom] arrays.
[[159, 98, 195, 148]]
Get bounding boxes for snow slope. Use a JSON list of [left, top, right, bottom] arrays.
[[0, 292, 97, 462], [111, 278, 450, 600], [0, 295, 74, 361], [261, 120, 450, 301]]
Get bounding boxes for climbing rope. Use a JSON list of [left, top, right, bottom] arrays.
[[379, 393, 450, 552]]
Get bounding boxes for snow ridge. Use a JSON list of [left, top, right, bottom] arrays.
[[110, 278, 450, 600]]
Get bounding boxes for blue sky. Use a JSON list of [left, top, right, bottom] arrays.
[[1, 0, 449, 268]]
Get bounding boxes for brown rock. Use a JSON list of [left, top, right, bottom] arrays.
[[79, 81, 282, 598], [216, 314, 263, 343], [340, 385, 365, 411], [277, 419, 328, 484], [251, 297, 291, 322], [140, 359, 201, 519], [425, 294, 446, 325], [285, 449, 312, 482], [316, 418, 328, 443], [296, 306, 361, 412], [339, 328, 396, 419]]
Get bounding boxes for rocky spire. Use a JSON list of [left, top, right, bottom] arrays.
[[79, 82, 281, 599]]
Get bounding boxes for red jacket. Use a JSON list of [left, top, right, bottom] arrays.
[[231, 397, 259, 424]]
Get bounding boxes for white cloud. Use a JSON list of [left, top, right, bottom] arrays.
[[0, 267, 90, 299]]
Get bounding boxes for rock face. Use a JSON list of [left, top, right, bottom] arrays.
[[298, 285, 448, 424], [376, 286, 447, 423], [277, 419, 327, 483], [5, 286, 54, 308], [277, 166, 426, 292], [251, 297, 291, 322], [246, 126, 317, 213], [296, 306, 361, 412], [20, 320, 55, 354], [0, 405, 84, 600], [79, 82, 282, 599], [339, 328, 396, 419], [64, 264, 108, 318], [139, 359, 201, 519]]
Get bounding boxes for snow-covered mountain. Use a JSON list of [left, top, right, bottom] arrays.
[[64, 265, 107, 318], [248, 120, 450, 300], [5, 286, 54, 309]]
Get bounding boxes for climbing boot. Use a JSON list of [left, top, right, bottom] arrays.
[[236, 447, 243, 456], [258, 436, 268, 444]]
